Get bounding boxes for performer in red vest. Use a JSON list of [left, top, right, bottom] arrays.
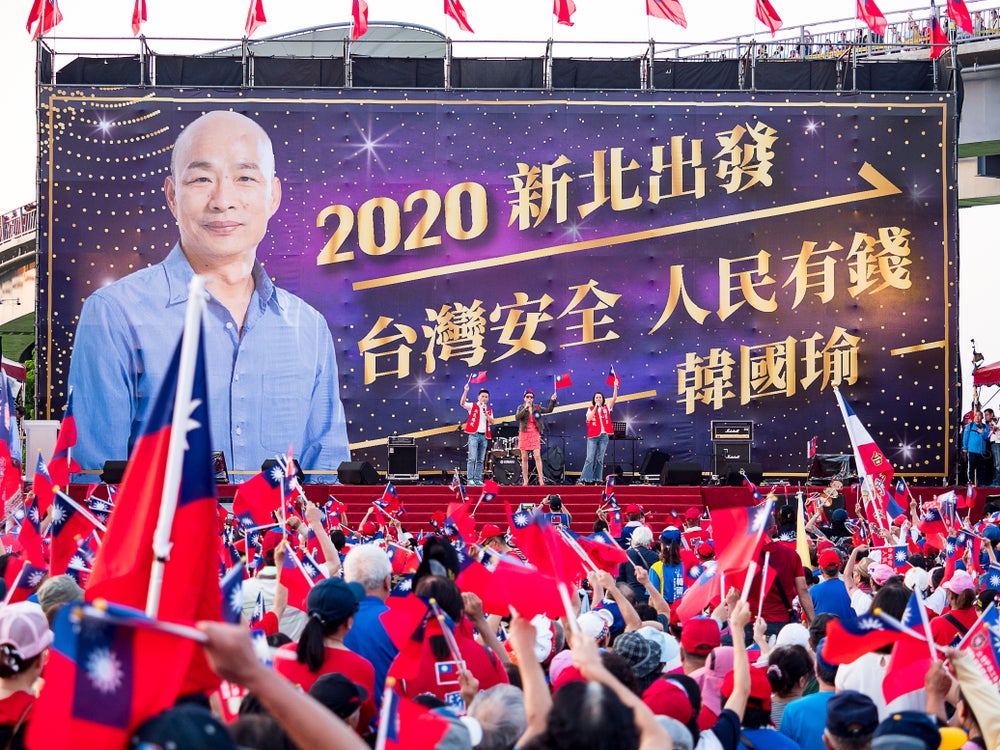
[[460, 384, 494, 486], [578, 382, 619, 485]]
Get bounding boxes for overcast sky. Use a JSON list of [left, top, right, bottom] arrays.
[[0, 0, 965, 212]]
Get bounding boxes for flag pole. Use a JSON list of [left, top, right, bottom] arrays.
[[756, 551, 770, 620], [374, 679, 396, 750], [146, 275, 206, 618]]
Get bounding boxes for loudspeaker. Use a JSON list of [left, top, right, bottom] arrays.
[[722, 461, 764, 486], [387, 444, 418, 480], [660, 461, 703, 486], [337, 460, 381, 485], [101, 460, 128, 484], [639, 449, 670, 477], [492, 457, 522, 485]]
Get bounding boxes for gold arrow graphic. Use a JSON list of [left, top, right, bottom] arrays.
[[352, 162, 902, 291]]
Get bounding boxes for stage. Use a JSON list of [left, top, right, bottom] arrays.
[[199, 482, 993, 536]]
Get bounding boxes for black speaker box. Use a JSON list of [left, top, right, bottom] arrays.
[[492, 457, 522, 485], [337, 460, 381, 485], [722, 461, 764, 486], [543, 445, 565, 484], [660, 461, 703, 486], [639, 449, 671, 476]]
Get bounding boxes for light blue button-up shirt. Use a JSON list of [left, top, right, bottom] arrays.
[[67, 244, 350, 482]]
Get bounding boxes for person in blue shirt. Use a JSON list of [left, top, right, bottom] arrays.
[[777, 638, 840, 750], [808, 548, 855, 622], [342, 544, 398, 706], [964, 409, 991, 486], [67, 110, 349, 482]]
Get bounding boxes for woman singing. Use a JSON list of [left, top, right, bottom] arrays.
[[516, 388, 557, 486], [579, 383, 618, 485]]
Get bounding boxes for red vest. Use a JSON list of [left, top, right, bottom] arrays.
[[465, 403, 492, 438], [587, 404, 613, 438]]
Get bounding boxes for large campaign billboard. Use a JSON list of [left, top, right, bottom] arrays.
[[36, 87, 957, 479]]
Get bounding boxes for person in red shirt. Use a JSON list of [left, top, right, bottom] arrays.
[[460, 384, 494, 486], [387, 575, 508, 712], [274, 577, 377, 735], [746, 532, 815, 640], [578, 383, 619, 485], [930, 570, 980, 646]]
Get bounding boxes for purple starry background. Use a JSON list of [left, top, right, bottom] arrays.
[[37, 88, 957, 479]]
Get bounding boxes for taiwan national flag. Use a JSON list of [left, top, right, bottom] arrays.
[[506, 502, 589, 587], [857, 0, 888, 35], [375, 482, 404, 518], [85, 303, 222, 695], [26, 602, 194, 750], [947, 0, 974, 33], [468, 370, 488, 384], [647, 0, 687, 27], [606, 365, 621, 388], [219, 563, 245, 625], [822, 611, 920, 664], [710, 499, 774, 576], [49, 490, 104, 576], [376, 686, 450, 750], [286, 546, 329, 609], [674, 567, 720, 621], [48, 388, 81, 490], [554, 372, 572, 389], [929, 0, 949, 59], [3, 558, 48, 604], [455, 546, 562, 619], [233, 457, 290, 529]]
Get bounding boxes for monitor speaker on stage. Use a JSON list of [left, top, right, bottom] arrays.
[[723, 461, 763, 486], [337, 460, 381, 485], [639, 449, 670, 478], [661, 461, 703, 486]]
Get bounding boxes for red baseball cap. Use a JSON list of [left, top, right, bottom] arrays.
[[680, 617, 721, 656], [696, 542, 715, 559], [818, 549, 841, 570], [684, 507, 702, 520], [642, 679, 694, 725], [625, 504, 643, 515], [477, 523, 503, 544], [722, 665, 772, 711]]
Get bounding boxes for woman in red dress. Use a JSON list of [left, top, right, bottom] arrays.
[[516, 389, 557, 486]]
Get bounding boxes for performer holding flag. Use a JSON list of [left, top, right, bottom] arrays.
[[578, 374, 619, 486], [515, 388, 557, 486], [459, 375, 493, 486]]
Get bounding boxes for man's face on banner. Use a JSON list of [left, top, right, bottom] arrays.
[[165, 111, 281, 266]]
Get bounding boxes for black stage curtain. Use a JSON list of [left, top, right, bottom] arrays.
[[155, 56, 243, 86], [451, 58, 545, 89], [56, 56, 144, 85], [551, 59, 643, 89], [253, 57, 346, 88], [653, 60, 740, 90], [351, 58, 445, 88]]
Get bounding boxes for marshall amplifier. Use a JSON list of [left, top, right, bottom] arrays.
[[387, 436, 419, 482], [710, 420, 754, 442]]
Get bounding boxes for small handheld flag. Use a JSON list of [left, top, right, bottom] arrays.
[[554, 372, 573, 389], [468, 371, 488, 384], [606, 366, 620, 388]]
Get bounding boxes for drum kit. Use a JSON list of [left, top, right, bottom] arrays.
[[489, 436, 522, 485]]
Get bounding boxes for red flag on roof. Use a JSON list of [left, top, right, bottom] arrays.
[[444, 0, 474, 33], [352, 0, 369, 39], [26, 0, 63, 40], [245, 0, 266, 36], [929, 2, 949, 58], [857, 0, 888, 36], [947, 0, 974, 33], [554, 0, 577, 26], [755, 0, 783, 36], [647, 0, 687, 27], [131, 0, 147, 35]]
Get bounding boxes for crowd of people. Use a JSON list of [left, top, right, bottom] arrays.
[[3, 477, 1000, 750]]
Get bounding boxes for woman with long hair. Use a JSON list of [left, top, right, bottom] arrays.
[[273, 575, 376, 734], [516, 389, 557, 486], [578, 383, 618, 486]]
